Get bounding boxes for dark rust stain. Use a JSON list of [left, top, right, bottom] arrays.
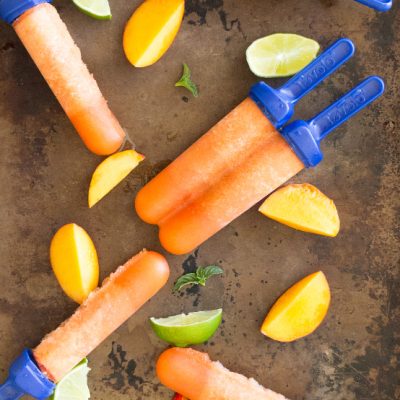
[[185, 0, 243, 34], [102, 342, 145, 392], [0, 1, 398, 399], [0, 41, 15, 52]]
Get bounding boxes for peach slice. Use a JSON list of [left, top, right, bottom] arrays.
[[259, 183, 340, 237], [123, 0, 185, 68], [261, 271, 331, 342], [50, 223, 99, 304], [88, 150, 144, 208]]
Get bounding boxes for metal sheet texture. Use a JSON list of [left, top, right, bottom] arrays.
[[0, 0, 399, 399]]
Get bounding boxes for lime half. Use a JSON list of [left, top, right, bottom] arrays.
[[72, 0, 112, 20], [50, 359, 90, 400], [246, 33, 320, 78], [150, 309, 223, 347]]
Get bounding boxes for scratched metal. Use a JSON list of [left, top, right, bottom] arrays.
[[0, 0, 399, 399]]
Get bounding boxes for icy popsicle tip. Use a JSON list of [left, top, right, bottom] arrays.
[[281, 76, 385, 167], [249, 38, 355, 128]]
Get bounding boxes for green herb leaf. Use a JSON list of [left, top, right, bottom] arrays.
[[173, 265, 223, 292], [196, 266, 223, 286], [173, 272, 198, 292], [175, 63, 199, 97]]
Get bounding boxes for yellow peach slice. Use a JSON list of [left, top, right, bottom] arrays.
[[50, 223, 99, 304], [88, 149, 144, 208], [261, 271, 331, 342], [259, 183, 340, 237], [123, 0, 185, 68]]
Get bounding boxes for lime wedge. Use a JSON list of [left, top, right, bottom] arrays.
[[150, 309, 222, 347], [246, 33, 320, 78], [72, 0, 112, 20], [50, 359, 90, 400]]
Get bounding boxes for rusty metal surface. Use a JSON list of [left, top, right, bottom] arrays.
[[0, 0, 399, 399]]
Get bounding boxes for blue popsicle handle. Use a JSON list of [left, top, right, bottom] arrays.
[[249, 38, 355, 128], [0, 0, 51, 24], [309, 76, 385, 141], [354, 0, 392, 11], [0, 379, 23, 400], [0, 349, 55, 400], [281, 76, 385, 167], [280, 38, 355, 102]]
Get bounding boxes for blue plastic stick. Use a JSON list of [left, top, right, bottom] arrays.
[[0, 349, 55, 400], [281, 76, 385, 168], [354, 0, 392, 11], [249, 38, 355, 128], [0, 0, 51, 24]]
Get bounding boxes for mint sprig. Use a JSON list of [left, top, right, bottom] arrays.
[[173, 265, 223, 292], [175, 63, 198, 97]]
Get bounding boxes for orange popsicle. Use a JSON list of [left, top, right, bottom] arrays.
[[135, 98, 304, 254], [13, 3, 125, 155], [157, 347, 289, 400], [34, 250, 169, 382]]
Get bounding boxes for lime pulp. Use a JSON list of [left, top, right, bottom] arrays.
[[246, 33, 320, 78], [50, 359, 90, 400]]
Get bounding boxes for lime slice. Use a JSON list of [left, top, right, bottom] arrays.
[[246, 33, 320, 78], [50, 359, 90, 400], [72, 0, 112, 20], [150, 309, 222, 347]]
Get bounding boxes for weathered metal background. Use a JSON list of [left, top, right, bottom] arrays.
[[0, 0, 399, 399]]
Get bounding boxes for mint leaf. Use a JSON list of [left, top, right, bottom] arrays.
[[175, 63, 199, 97], [173, 272, 198, 292], [196, 266, 223, 285], [173, 265, 223, 292]]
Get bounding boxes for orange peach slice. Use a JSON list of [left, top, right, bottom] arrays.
[[261, 271, 331, 342], [259, 183, 340, 237], [89, 150, 144, 208], [123, 0, 185, 68], [50, 223, 99, 304]]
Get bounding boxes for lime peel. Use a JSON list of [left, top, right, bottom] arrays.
[[72, 0, 112, 20], [150, 309, 222, 347]]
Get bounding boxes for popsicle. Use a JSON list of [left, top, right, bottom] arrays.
[[157, 347, 289, 400], [0, 0, 126, 155], [136, 40, 383, 255], [0, 250, 170, 399]]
